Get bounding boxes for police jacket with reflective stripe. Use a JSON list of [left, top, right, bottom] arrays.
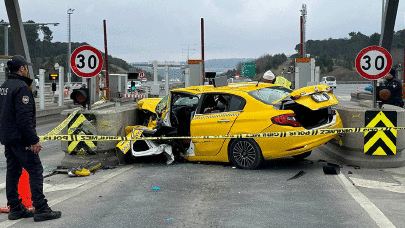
[[0, 73, 38, 145]]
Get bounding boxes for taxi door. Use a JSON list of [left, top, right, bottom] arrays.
[[190, 94, 244, 156]]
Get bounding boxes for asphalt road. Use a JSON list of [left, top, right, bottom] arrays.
[[0, 84, 404, 227]]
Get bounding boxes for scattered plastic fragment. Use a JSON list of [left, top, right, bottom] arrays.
[[101, 165, 116, 170], [327, 162, 342, 168], [287, 171, 307, 181], [323, 165, 340, 175], [152, 187, 160, 191], [348, 171, 353, 174], [166, 218, 173, 221]]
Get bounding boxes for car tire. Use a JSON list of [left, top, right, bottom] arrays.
[[292, 151, 312, 160], [228, 139, 264, 170]]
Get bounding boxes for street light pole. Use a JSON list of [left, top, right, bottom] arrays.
[[67, 8, 74, 87]]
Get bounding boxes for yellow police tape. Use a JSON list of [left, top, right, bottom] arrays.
[[39, 126, 405, 142], [40, 109, 80, 142]]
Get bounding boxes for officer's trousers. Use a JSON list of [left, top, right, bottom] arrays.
[[4, 143, 46, 208]]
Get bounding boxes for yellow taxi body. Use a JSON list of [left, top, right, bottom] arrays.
[[131, 82, 343, 169]]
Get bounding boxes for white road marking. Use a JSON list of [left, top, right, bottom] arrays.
[[337, 174, 395, 228], [336, 95, 351, 101], [350, 176, 405, 194], [0, 166, 133, 227], [43, 181, 92, 193]]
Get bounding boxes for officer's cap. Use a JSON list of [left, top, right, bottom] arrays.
[[7, 55, 32, 69]]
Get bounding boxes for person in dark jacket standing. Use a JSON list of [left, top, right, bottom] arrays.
[[383, 68, 404, 108], [0, 55, 61, 222]]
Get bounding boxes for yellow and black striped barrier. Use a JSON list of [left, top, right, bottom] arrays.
[[40, 110, 80, 142], [39, 126, 405, 142]]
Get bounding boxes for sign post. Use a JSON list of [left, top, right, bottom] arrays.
[[70, 45, 104, 110], [355, 46, 392, 108]]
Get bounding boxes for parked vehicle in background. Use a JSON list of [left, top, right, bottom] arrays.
[[320, 76, 337, 89]]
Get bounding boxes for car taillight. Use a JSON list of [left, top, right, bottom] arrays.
[[271, 114, 301, 127]]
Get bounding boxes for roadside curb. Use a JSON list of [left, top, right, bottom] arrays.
[[320, 142, 405, 168]]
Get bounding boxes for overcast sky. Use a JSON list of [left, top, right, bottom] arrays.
[[2, 0, 405, 63]]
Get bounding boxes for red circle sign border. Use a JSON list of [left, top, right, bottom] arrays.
[[355, 46, 392, 80], [139, 71, 146, 78], [70, 45, 104, 78]]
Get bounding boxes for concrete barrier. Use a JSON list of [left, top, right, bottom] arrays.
[[320, 104, 405, 168], [59, 102, 139, 167]]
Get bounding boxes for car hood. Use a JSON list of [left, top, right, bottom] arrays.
[[272, 84, 338, 110], [137, 98, 162, 113]]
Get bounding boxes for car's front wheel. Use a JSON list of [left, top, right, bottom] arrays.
[[228, 139, 264, 169]]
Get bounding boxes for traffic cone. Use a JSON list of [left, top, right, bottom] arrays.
[[0, 169, 33, 213], [18, 169, 34, 210], [356, 87, 359, 93]]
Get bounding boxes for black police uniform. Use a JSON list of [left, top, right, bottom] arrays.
[[384, 76, 404, 108], [0, 72, 47, 209]]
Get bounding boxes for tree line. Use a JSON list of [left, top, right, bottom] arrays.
[[0, 20, 135, 82], [230, 30, 405, 78]]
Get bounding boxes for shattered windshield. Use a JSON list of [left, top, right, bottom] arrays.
[[248, 86, 292, 105]]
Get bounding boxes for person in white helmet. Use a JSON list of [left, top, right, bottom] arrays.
[[262, 70, 291, 89], [262, 70, 275, 83]]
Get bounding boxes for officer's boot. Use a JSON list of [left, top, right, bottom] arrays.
[[34, 204, 61, 222], [8, 203, 34, 220]]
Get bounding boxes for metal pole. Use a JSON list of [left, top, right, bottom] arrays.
[[165, 63, 169, 96], [4, 26, 8, 56], [103, 20, 109, 90], [300, 16, 303, 58], [87, 78, 91, 110], [39, 69, 45, 110], [67, 9, 74, 87], [201, 18, 205, 85], [58, 66, 64, 106], [153, 61, 158, 84], [377, 0, 399, 108]]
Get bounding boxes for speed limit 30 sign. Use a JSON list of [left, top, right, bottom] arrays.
[[70, 45, 104, 78], [355, 46, 392, 80]]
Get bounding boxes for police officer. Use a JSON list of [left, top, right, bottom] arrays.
[[262, 70, 292, 89], [0, 55, 61, 222], [383, 68, 404, 108]]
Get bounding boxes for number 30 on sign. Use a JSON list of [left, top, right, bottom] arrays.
[[70, 45, 104, 78], [355, 46, 392, 80]]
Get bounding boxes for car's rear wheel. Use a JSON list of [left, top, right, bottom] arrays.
[[228, 139, 264, 170], [292, 151, 312, 160]]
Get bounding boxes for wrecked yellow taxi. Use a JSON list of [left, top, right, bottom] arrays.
[[117, 82, 342, 169]]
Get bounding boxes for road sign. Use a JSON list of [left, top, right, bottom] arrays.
[[70, 45, 104, 78], [139, 71, 146, 79], [355, 46, 392, 80], [242, 62, 256, 78]]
